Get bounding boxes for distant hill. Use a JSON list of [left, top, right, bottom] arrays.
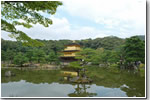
[[76, 36, 125, 50], [2, 35, 145, 52], [1, 36, 125, 56]]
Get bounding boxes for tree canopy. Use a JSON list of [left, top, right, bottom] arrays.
[[124, 36, 145, 63], [1, 1, 62, 46], [1, 35, 145, 69], [13, 52, 28, 66]]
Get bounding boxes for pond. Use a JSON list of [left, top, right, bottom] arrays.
[[1, 67, 145, 97]]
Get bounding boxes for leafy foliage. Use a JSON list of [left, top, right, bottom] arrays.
[[25, 49, 35, 63], [124, 36, 145, 63], [1, 1, 62, 46], [69, 61, 82, 76], [13, 52, 28, 66], [32, 49, 46, 63], [77, 36, 125, 50], [1, 35, 145, 69], [76, 48, 96, 64], [69, 61, 82, 70], [46, 51, 60, 64]]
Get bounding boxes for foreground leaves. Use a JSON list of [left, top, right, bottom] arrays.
[[1, 1, 62, 47]]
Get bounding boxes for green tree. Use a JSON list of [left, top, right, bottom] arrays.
[[76, 48, 96, 65], [1, 1, 62, 46], [107, 50, 120, 63], [5, 49, 16, 64], [115, 45, 126, 66], [1, 50, 7, 61], [124, 36, 145, 64], [91, 48, 104, 65], [69, 61, 82, 77], [75, 48, 97, 77], [32, 49, 46, 63], [100, 50, 111, 64], [13, 52, 28, 66], [25, 49, 35, 64], [46, 51, 59, 64]]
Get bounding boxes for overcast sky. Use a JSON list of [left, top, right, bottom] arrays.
[[1, 0, 146, 40]]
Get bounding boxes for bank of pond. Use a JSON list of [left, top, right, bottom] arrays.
[[1, 66, 145, 97]]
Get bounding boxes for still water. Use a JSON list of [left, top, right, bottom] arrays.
[[1, 68, 145, 97]]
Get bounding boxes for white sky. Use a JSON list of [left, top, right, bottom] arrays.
[[1, 0, 146, 40]]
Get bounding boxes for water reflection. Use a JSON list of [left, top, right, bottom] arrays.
[[2, 80, 75, 97], [1, 68, 145, 97], [68, 84, 97, 97]]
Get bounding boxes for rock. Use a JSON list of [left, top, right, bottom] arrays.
[[5, 71, 15, 77]]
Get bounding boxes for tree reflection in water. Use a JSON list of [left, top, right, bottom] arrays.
[[2, 68, 145, 97], [68, 84, 97, 97]]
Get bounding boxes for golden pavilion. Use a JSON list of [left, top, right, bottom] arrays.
[[60, 43, 81, 62]]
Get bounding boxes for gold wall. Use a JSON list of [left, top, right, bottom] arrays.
[[63, 51, 77, 57], [61, 45, 81, 57], [64, 46, 80, 51]]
